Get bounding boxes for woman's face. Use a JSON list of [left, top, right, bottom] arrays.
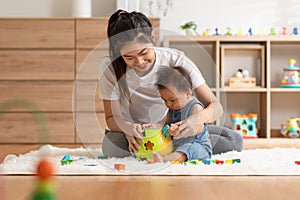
[[120, 40, 155, 76]]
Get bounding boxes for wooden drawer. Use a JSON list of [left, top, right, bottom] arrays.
[[0, 19, 75, 49], [75, 112, 106, 144], [0, 50, 75, 80], [0, 113, 74, 143], [74, 81, 104, 112], [0, 82, 74, 112], [76, 18, 109, 49], [76, 49, 109, 79]]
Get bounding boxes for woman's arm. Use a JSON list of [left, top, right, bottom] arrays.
[[103, 99, 144, 152], [174, 83, 223, 139], [194, 83, 223, 124]]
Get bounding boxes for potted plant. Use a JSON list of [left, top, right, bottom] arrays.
[[180, 21, 198, 36]]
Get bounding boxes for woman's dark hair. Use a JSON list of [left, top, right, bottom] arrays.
[[107, 10, 155, 100], [156, 67, 192, 92]]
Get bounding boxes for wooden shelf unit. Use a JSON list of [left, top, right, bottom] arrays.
[[0, 18, 160, 146], [163, 35, 300, 142]]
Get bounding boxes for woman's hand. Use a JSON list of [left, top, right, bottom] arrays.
[[124, 123, 144, 155], [172, 112, 204, 139]]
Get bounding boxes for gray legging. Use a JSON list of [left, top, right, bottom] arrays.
[[102, 125, 244, 158]]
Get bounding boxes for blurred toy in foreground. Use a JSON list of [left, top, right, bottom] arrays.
[[280, 59, 300, 88], [136, 125, 173, 160], [32, 158, 56, 200], [231, 113, 258, 138], [281, 118, 300, 138]]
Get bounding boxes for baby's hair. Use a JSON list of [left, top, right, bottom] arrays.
[[107, 10, 155, 101], [156, 67, 192, 92]]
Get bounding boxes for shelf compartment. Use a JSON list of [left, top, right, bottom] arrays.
[[220, 91, 267, 138], [220, 44, 265, 88], [270, 43, 300, 88], [270, 92, 300, 138]]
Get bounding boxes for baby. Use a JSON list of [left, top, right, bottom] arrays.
[[152, 67, 212, 163]]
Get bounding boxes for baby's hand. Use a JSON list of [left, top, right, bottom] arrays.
[[168, 123, 179, 137]]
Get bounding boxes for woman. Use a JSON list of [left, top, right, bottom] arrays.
[[99, 9, 243, 158]]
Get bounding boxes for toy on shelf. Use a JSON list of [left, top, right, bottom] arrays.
[[280, 118, 300, 138], [280, 59, 300, 88], [136, 125, 173, 160], [228, 69, 256, 87], [231, 113, 258, 138]]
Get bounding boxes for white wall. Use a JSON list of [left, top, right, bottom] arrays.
[[0, 0, 299, 35]]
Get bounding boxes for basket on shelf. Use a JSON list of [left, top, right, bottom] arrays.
[[228, 77, 256, 87]]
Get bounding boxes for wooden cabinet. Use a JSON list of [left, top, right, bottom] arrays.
[[0, 18, 160, 145], [163, 35, 300, 147]]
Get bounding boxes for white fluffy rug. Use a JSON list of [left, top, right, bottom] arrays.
[[1, 145, 300, 175]]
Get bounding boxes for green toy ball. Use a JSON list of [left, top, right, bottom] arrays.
[[136, 128, 173, 160]]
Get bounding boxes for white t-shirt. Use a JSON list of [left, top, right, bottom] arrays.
[[99, 47, 205, 124]]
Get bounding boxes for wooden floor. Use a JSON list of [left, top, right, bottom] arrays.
[[2, 175, 300, 200]]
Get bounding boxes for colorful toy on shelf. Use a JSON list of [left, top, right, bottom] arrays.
[[280, 118, 300, 138], [225, 27, 232, 36], [231, 113, 258, 138], [293, 27, 298, 35], [282, 26, 287, 35], [270, 27, 276, 36], [136, 125, 173, 160], [280, 59, 300, 88], [248, 28, 253, 36]]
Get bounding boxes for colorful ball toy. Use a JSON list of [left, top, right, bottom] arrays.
[[136, 126, 173, 160]]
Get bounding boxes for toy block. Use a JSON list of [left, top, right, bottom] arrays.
[[147, 160, 155, 164], [61, 154, 71, 161], [162, 124, 170, 137], [295, 161, 300, 165], [232, 159, 241, 164], [98, 155, 108, 159], [225, 160, 233, 164], [114, 164, 125, 170], [202, 159, 211, 165], [171, 160, 180, 165], [189, 160, 199, 165], [215, 160, 224, 165]]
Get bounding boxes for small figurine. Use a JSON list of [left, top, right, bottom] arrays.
[[202, 28, 210, 36], [282, 26, 287, 35], [225, 27, 232, 36], [237, 27, 243, 36], [269, 27, 276, 36], [259, 28, 265, 36], [248, 28, 253, 36], [293, 27, 298, 35], [214, 28, 219, 35]]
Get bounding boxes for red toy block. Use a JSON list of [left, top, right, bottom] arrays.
[[114, 164, 125, 170], [215, 160, 224, 165], [295, 161, 300, 165]]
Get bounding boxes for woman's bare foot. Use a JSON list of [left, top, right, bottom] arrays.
[[152, 152, 163, 162]]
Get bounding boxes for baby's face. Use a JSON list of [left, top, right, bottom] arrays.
[[159, 86, 191, 111]]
